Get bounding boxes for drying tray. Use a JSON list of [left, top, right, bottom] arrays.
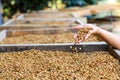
[[2, 18, 87, 26], [0, 24, 78, 30], [16, 13, 75, 19], [0, 28, 103, 44], [0, 42, 120, 61], [31, 7, 84, 14], [0, 30, 119, 60], [37, 7, 83, 13], [0, 28, 76, 43], [14, 11, 70, 19], [0, 28, 76, 37]]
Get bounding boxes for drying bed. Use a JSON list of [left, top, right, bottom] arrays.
[[0, 29, 102, 44], [0, 24, 78, 30], [2, 18, 87, 26], [0, 43, 120, 79], [15, 12, 78, 19]]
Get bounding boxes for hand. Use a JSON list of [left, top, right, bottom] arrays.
[[74, 24, 99, 44]]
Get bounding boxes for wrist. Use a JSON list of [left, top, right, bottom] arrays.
[[95, 27, 102, 35]]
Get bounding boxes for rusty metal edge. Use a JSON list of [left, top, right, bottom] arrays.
[[0, 42, 107, 52], [108, 46, 120, 60], [0, 41, 119, 61]]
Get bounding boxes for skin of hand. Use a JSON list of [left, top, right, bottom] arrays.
[[74, 24, 120, 50], [74, 24, 99, 44]]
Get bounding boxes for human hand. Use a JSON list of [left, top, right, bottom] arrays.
[[74, 24, 99, 44]]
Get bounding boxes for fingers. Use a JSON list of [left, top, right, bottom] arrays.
[[84, 33, 91, 40], [74, 24, 94, 30], [73, 24, 95, 44], [74, 31, 92, 44], [74, 34, 84, 44], [74, 34, 80, 44], [74, 38, 83, 44], [77, 40, 83, 44], [84, 30, 93, 39], [73, 34, 77, 39]]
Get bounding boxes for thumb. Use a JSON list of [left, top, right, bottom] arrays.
[[84, 31, 93, 40]]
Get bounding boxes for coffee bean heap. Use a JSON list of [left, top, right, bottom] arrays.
[[0, 32, 102, 44], [77, 28, 91, 40], [0, 49, 119, 80]]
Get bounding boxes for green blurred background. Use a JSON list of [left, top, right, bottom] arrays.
[[2, 0, 97, 19], [1, 0, 120, 21]]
